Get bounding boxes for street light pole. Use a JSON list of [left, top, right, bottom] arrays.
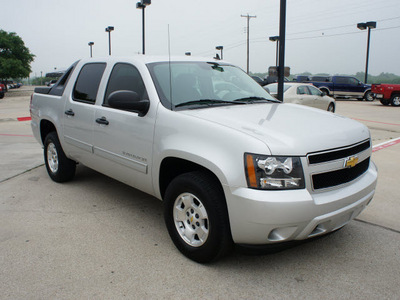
[[136, 0, 151, 55], [357, 21, 376, 84], [269, 36, 279, 67], [216, 46, 223, 60], [105, 26, 114, 56], [88, 42, 94, 58], [277, 0, 287, 102]]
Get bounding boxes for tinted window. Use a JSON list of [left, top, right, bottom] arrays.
[[73, 63, 106, 104], [49, 61, 79, 96], [308, 85, 322, 96], [297, 86, 310, 95], [335, 77, 347, 84], [104, 63, 147, 106]]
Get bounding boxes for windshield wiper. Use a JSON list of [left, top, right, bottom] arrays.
[[175, 99, 247, 108], [233, 96, 281, 103]]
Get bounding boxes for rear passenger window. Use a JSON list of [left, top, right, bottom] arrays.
[[104, 63, 147, 107], [73, 63, 106, 104], [297, 86, 310, 95]]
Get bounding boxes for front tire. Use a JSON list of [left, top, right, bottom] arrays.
[[164, 171, 233, 263], [327, 103, 335, 113], [44, 132, 76, 182], [391, 94, 400, 107]]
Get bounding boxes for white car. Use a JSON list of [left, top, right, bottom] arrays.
[[265, 82, 336, 112]]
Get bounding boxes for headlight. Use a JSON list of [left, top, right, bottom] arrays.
[[244, 153, 305, 190]]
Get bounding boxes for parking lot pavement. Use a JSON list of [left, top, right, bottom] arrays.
[[0, 93, 399, 299], [1, 166, 399, 299]]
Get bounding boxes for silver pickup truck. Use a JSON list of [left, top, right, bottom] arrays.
[[30, 56, 378, 262]]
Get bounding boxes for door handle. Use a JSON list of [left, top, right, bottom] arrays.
[[64, 109, 75, 116], [95, 116, 109, 125]]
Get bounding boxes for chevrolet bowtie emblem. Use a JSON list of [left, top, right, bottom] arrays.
[[344, 156, 359, 168]]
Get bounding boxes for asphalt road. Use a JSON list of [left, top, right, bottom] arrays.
[[0, 87, 399, 299]]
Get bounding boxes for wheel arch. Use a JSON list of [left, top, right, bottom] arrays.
[[40, 119, 57, 145], [318, 86, 331, 95], [159, 157, 225, 200], [363, 89, 372, 97]]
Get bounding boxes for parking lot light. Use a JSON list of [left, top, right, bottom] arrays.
[[105, 26, 114, 56], [136, 0, 151, 55], [88, 42, 94, 58], [216, 46, 223, 60], [357, 21, 376, 84], [269, 36, 279, 67]]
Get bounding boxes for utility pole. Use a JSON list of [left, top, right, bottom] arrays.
[[241, 14, 256, 73], [277, 0, 286, 102]]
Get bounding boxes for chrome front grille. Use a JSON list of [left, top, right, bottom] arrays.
[[308, 140, 370, 165], [307, 139, 371, 191]]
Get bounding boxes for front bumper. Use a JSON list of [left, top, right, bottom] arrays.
[[225, 161, 377, 245]]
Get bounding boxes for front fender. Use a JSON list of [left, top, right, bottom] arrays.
[[151, 107, 269, 199]]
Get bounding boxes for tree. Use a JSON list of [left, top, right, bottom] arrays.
[[0, 30, 35, 79]]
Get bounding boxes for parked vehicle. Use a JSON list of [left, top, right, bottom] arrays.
[[30, 56, 377, 262], [371, 83, 400, 106], [251, 76, 265, 86], [293, 75, 309, 82], [309, 76, 373, 101], [47, 79, 58, 87], [0, 85, 4, 99], [265, 82, 336, 112]]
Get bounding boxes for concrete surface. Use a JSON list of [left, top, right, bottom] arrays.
[[0, 90, 399, 299]]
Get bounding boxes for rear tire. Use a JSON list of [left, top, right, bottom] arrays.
[[364, 91, 374, 101], [164, 171, 233, 263], [44, 132, 76, 182], [327, 103, 335, 113], [380, 99, 390, 106]]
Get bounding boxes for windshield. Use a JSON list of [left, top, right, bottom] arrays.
[[147, 61, 277, 110]]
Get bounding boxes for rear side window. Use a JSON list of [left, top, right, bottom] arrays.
[[73, 63, 106, 104], [297, 86, 310, 95], [49, 61, 79, 96], [103, 63, 147, 106]]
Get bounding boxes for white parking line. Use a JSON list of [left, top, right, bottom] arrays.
[[373, 137, 400, 152]]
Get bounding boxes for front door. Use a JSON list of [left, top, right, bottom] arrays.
[[92, 63, 155, 195]]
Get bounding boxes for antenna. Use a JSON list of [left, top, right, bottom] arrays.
[[168, 24, 173, 110]]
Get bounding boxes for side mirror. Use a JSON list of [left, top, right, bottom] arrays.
[[107, 90, 150, 117]]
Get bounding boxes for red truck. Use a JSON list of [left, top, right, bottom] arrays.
[[372, 84, 400, 106]]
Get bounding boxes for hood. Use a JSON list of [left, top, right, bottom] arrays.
[[181, 103, 370, 155]]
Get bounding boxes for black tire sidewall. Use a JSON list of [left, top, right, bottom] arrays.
[[391, 94, 400, 107], [364, 91, 373, 101], [164, 171, 232, 263], [44, 132, 76, 183]]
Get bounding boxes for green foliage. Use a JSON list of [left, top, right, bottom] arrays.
[[354, 72, 400, 84], [0, 30, 35, 79]]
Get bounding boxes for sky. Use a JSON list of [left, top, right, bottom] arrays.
[[2, 0, 400, 79]]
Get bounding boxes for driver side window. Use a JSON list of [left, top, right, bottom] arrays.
[[104, 63, 147, 107]]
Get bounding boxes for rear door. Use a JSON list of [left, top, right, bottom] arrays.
[[333, 76, 364, 98], [62, 63, 106, 163], [92, 63, 156, 195], [295, 85, 314, 107]]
